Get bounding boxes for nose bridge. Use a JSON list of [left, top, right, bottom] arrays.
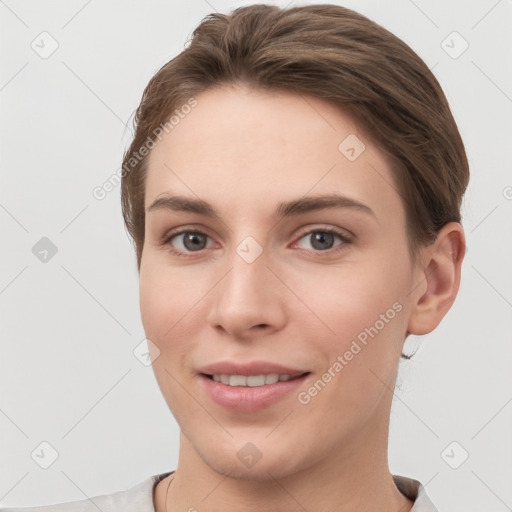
[[208, 235, 285, 336], [221, 239, 272, 311]]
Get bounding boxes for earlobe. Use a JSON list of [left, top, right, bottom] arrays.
[[407, 222, 466, 336]]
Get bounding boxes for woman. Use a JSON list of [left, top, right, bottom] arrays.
[[3, 2, 468, 511]]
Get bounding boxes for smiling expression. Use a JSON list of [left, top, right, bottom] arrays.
[[139, 84, 423, 480]]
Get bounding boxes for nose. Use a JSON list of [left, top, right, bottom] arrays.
[[207, 247, 287, 340]]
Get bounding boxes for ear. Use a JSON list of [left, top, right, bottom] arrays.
[[407, 222, 466, 336]]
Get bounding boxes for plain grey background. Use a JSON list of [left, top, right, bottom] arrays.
[[1, 0, 511, 510]]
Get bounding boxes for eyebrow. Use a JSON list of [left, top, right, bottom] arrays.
[[147, 193, 375, 219]]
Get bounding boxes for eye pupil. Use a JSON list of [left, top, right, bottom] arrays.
[[311, 232, 335, 251], [184, 232, 206, 251]]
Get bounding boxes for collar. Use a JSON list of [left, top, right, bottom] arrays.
[[393, 475, 439, 511], [152, 472, 439, 511]]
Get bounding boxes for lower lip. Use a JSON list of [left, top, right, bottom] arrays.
[[199, 373, 310, 412]]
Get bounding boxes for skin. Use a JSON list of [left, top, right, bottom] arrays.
[[139, 84, 465, 512]]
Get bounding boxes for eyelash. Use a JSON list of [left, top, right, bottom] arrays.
[[160, 225, 353, 258]]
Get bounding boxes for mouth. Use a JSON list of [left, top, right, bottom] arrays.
[[198, 372, 312, 412], [201, 372, 310, 387]]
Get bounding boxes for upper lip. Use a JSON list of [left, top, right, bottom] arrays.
[[197, 361, 309, 377]]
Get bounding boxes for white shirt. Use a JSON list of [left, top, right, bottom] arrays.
[[1, 472, 439, 511]]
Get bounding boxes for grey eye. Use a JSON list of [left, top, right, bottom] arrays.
[[296, 231, 344, 251], [171, 232, 211, 252]]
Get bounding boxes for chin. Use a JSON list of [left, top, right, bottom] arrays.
[[193, 436, 310, 482], [204, 457, 297, 482]]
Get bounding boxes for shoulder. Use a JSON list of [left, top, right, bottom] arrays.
[[0, 472, 172, 512]]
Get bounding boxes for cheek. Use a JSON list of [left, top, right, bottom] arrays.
[[139, 263, 208, 354], [140, 259, 178, 324], [139, 265, 201, 411], [298, 268, 407, 431], [301, 262, 408, 345], [139, 265, 167, 339], [299, 261, 410, 414], [139, 262, 181, 353]]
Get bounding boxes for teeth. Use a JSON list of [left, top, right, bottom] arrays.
[[210, 374, 297, 386]]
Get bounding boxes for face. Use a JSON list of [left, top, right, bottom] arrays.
[[139, 85, 420, 480]]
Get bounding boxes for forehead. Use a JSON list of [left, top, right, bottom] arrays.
[[144, 85, 404, 224]]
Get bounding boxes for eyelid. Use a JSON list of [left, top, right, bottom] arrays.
[[292, 224, 354, 244]]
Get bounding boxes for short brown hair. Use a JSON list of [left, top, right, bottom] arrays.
[[121, 3, 469, 272]]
